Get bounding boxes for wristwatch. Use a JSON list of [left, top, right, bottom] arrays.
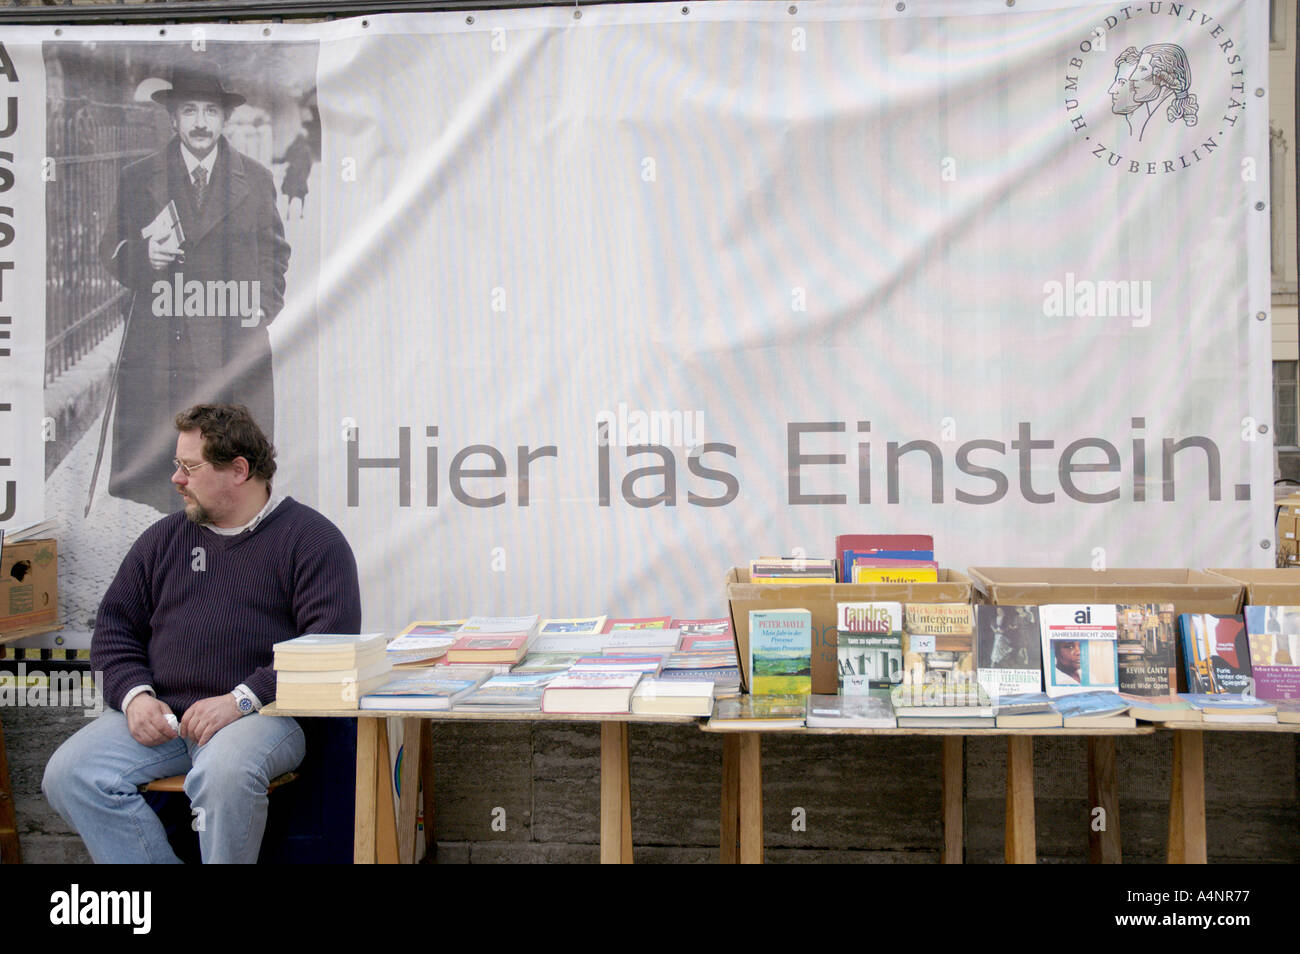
[[231, 685, 257, 716]]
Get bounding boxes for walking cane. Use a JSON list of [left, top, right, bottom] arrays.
[[84, 291, 134, 518]]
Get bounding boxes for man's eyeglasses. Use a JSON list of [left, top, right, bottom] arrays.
[[172, 458, 211, 477]]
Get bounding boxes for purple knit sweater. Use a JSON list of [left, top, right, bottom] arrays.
[[91, 497, 362, 714]]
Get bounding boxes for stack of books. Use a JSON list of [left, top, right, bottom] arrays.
[[835, 533, 935, 583], [274, 633, 390, 710], [749, 558, 836, 584]]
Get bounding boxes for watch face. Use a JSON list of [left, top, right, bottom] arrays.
[[238, 697, 254, 713]]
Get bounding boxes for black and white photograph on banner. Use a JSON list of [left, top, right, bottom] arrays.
[[43, 39, 321, 647]]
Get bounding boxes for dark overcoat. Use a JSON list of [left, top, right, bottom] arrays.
[[100, 136, 290, 512]]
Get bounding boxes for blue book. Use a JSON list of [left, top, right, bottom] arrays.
[[1052, 690, 1129, 720]]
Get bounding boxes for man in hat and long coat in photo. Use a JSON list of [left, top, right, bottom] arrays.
[[98, 66, 291, 513]]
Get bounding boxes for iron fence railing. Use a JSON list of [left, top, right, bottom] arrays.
[[45, 98, 167, 384]]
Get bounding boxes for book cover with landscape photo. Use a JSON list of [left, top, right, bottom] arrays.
[[748, 609, 813, 695]]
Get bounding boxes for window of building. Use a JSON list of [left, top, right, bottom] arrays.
[[1275, 360, 1298, 448]]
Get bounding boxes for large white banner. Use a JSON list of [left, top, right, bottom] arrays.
[[0, 0, 1274, 645]]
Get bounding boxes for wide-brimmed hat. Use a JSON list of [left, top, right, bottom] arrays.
[[151, 68, 245, 110]]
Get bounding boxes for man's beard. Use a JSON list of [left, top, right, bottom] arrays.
[[182, 495, 212, 525]]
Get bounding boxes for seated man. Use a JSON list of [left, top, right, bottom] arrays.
[[44, 404, 361, 863]]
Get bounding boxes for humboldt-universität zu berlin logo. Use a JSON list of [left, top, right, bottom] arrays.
[[1063, 3, 1247, 174]]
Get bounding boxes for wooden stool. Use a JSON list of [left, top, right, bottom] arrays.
[[141, 771, 299, 794]]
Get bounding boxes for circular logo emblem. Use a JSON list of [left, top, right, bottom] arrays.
[[1063, 3, 1248, 174]]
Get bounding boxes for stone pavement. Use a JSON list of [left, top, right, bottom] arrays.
[[46, 405, 163, 642]]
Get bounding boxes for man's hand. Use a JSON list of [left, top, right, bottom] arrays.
[[147, 234, 184, 271], [125, 693, 178, 747], [179, 694, 242, 747]]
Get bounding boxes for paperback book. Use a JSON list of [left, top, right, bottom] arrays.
[[630, 678, 714, 716], [272, 633, 387, 671], [670, 617, 732, 637], [602, 617, 671, 631], [1178, 613, 1253, 695], [749, 558, 837, 583], [455, 672, 558, 712], [444, 632, 532, 665], [1179, 692, 1277, 723], [1119, 693, 1202, 724], [1038, 604, 1119, 697], [709, 693, 807, 730], [386, 620, 464, 668], [805, 691, 896, 728], [359, 666, 493, 711], [1243, 606, 1300, 700], [993, 692, 1062, 728], [836, 601, 903, 693], [851, 560, 939, 584], [1115, 603, 1178, 696], [1052, 690, 1134, 728], [538, 616, 607, 635], [541, 671, 643, 713], [901, 603, 978, 696], [974, 605, 1043, 700], [748, 609, 813, 695]]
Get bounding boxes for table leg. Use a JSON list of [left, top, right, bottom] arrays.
[[941, 736, 963, 864], [720, 734, 740, 863], [600, 723, 632, 863], [420, 721, 437, 858], [1087, 737, 1121, 864], [397, 718, 422, 864], [0, 715, 19, 864], [620, 724, 633, 861], [354, 717, 380, 864], [738, 732, 763, 864], [375, 722, 399, 864], [1168, 729, 1207, 864], [1005, 736, 1036, 864]]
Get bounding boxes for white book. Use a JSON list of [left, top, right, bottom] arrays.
[[631, 678, 714, 716]]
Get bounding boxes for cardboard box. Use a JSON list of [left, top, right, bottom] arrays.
[[1279, 514, 1299, 542], [1205, 568, 1300, 609], [1277, 494, 1300, 519], [966, 567, 1241, 616], [968, 567, 1243, 696], [0, 538, 59, 640], [726, 567, 973, 694]]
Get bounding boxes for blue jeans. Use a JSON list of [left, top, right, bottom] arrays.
[[43, 708, 305, 864]]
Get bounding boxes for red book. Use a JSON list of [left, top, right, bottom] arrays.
[[835, 534, 933, 555], [444, 633, 531, 664]]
